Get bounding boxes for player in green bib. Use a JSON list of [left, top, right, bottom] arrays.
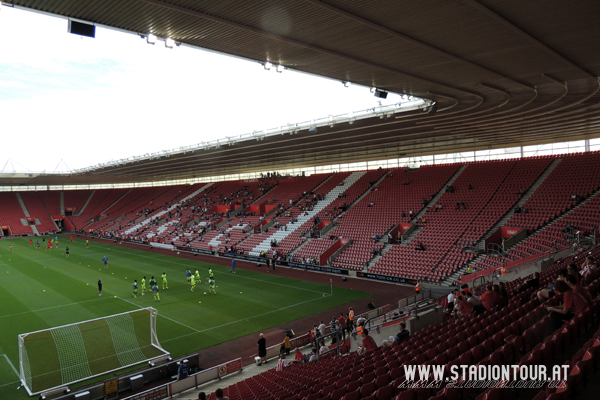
[[132, 280, 138, 298], [141, 276, 146, 295], [149, 276, 156, 293], [162, 272, 168, 289], [190, 275, 196, 292], [194, 270, 200, 282], [208, 277, 217, 295], [152, 284, 160, 302], [208, 268, 214, 279]]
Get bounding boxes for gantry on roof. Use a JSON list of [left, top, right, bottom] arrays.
[[2, 0, 600, 186]]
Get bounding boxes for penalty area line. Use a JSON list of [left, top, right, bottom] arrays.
[[162, 293, 332, 344], [0, 298, 106, 320], [1, 354, 20, 379], [114, 296, 201, 334]]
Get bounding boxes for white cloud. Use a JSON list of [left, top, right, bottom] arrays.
[[0, 6, 403, 173]]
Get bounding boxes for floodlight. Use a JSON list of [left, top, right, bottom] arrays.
[[343, 81, 351, 88], [165, 38, 175, 48], [264, 61, 272, 70], [147, 34, 157, 44], [276, 65, 284, 73], [374, 89, 388, 99]]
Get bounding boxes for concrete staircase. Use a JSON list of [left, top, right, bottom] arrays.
[[367, 243, 393, 268], [332, 170, 389, 222], [97, 189, 133, 222], [289, 237, 313, 256], [441, 256, 483, 286], [15, 193, 40, 235], [77, 190, 95, 216], [399, 225, 425, 246], [477, 157, 562, 252], [412, 164, 467, 223], [249, 171, 367, 256], [130, 183, 213, 236]]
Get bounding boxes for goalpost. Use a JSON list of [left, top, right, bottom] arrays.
[[18, 307, 169, 396]]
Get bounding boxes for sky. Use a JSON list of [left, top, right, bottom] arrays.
[[0, 5, 409, 174]]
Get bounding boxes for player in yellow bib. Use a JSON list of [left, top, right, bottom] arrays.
[[208, 277, 217, 295], [141, 276, 146, 295], [190, 275, 196, 292], [162, 272, 168, 289], [152, 284, 160, 302]]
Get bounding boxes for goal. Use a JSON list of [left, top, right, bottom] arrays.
[[18, 307, 169, 396]]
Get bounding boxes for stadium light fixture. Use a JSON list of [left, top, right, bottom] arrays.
[[276, 64, 284, 73], [343, 81, 351, 88], [263, 61, 272, 70], [165, 38, 175, 48], [147, 33, 157, 44]]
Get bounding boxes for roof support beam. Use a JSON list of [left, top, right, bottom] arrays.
[[139, 0, 484, 101]]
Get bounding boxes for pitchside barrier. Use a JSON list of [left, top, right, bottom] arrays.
[[46, 333, 313, 400]]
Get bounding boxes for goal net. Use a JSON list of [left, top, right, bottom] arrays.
[[18, 307, 169, 396]]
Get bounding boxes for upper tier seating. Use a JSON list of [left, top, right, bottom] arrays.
[[506, 152, 600, 231], [371, 158, 552, 282], [67, 188, 129, 230], [64, 189, 93, 215], [37, 191, 61, 216], [232, 174, 332, 254], [330, 165, 458, 271]]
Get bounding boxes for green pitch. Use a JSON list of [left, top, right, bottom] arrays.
[[0, 237, 370, 398]]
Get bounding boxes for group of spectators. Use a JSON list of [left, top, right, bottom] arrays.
[[446, 282, 508, 318], [450, 255, 596, 332], [537, 261, 595, 330]]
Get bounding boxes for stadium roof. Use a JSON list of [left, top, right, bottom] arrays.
[[2, 0, 600, 186]]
